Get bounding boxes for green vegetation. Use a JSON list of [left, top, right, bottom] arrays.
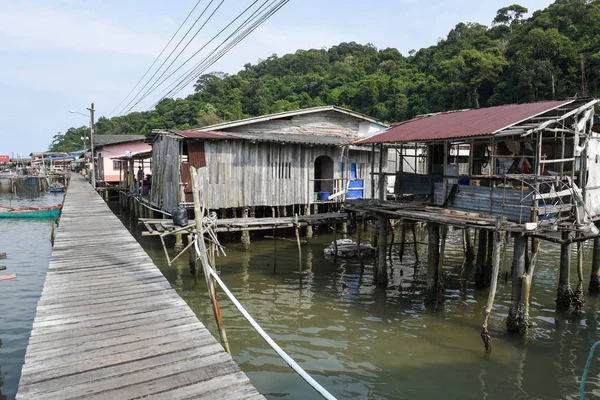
[[50, 0, 600, 152]]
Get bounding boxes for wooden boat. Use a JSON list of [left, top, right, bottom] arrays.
[[0, 273, 17, 281], [0, 204, 62, 219]]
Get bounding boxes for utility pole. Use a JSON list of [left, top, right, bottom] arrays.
[[86, 103, 96, 188]]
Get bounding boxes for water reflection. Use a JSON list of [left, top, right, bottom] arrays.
[[111, 202, 600, 399]]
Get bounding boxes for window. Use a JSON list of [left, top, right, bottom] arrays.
[[113, 160, 121, 170], [271, 161, 291, 179]]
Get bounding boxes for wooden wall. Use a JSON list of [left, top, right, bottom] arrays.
[[150, 135, 180, 213], [151, 135, 383, 210]]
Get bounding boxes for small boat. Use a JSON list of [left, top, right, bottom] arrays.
[[0, 204, 62, 219], [49, 183, 65, 193]]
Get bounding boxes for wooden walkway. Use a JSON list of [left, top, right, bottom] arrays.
[[17, 175, 264, 399]]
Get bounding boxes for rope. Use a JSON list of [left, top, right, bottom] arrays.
[[580, 340, 600, 399], [193, 229, 336, 400]]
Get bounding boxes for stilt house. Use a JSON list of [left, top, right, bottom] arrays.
[[358, 98, 600, 234], [150, 106, 388, 215]]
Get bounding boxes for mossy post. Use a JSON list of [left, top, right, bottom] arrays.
[[305, 205, 313, 243], [557, 231, 572, 310], [589, 235, 600, 294], [375, 215, 389, 287], [425, 223, 444, 307], [507, 235, 527, 333], [241, 207, 250, 250], [475, 230, 490, 287]]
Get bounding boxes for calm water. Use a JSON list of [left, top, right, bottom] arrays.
[[111, 204, 600, 400], [2, 186, 600, 399], [0, 183, 62, 399]]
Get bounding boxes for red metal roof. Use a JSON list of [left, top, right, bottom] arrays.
[[361, 100, 572, 143], [170, 130, 238, 140]]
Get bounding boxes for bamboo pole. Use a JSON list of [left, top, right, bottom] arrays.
[[190, 166, 231, 355], [572, 239, 585, 316]]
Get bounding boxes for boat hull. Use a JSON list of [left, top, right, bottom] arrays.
[[0, 206, 61, 219]]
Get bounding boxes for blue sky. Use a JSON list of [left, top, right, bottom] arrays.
[[0, 0, 554, 156]]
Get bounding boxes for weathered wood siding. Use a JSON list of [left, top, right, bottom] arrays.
[[190, 141, 379, 208], [150, 135, 180, 212], [221, 111, 376, 137], [585, 136, 600, 217], [433, 183, 533, 223]]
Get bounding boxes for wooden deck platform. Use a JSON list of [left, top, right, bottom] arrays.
[[17, 175, 264, 399]]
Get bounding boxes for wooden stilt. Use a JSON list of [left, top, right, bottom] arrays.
[[557, 231, 572, 310], [463, 228, 475, 263], [425, 223, 443, 307], [398, 219, 406, 262], [475, 230, 490, 287], [357, 221, 363, 270], [295, 214, 302, 270], [388, 220, 395, 264], [507, 235, 527, 333], [412, 222, 419, 265], [272, 226, 277, 274], [174, 232, 184, 254], [241, 207, 250, 250], [481, 227, 502, 352], [375, 215, 388, 286], [572, 239, 585, 317], [522, 237, 539, 326], [305, 205, 313, 243], [333, 222, 338, 258], [590, 235, 600, 294]]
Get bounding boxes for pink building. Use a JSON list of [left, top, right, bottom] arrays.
[[94, 135, 151, 184]]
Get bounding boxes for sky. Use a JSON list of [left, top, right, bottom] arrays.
[[0, 0, 555, 156]]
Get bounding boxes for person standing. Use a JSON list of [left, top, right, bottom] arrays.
[[137, 166, 144, 192]]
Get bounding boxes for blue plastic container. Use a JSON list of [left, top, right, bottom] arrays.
[[318, 191, 331, 200]]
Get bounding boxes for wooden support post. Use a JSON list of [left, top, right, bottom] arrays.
[[481, 227, 502, 352], [425, 223, 443, 307], [188, 233, 198, 277], [388, 220, 395, 264], [295, 214, 302, 270], [572, 239, 585, 316], [342, 220, 348, 240], [333, 222, 338, 257], [507, 235, 527, 333], [412, 222, 419, 265], [590, 235, 600, 294], [475, 230, 490, 287], [520, 237, 539, 336], [557, 231, 572, 310], [357, 220, 363, 269], [378, 143, 385, 202], [398, 219, 406, 262], [371, 143, 376, 199], [305, 205, 313, 242], [174, 232, 184, 254], [241, 207, 250, 250], [272, 226, 277, 274], [463, 228, 474, 263], [375, 215, 388, 286]]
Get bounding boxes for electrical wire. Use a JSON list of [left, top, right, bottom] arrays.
[[108, 0, 204, 118], [120, 0, 225, 116], [143, 0, 288, 110]]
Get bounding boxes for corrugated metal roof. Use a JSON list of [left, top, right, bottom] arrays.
[[226, 131, 353, 146], [199, 105, 388, 131], [94, 135, 146, 146], [166, 130, 235, 140], [361, 100, 573, 144]]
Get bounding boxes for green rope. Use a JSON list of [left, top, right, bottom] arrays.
[[580, 341, 600, 399]]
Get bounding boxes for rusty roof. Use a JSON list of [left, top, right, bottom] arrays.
[[360, 100, 573, 144]]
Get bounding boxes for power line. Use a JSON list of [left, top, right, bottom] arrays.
[[145, 0, 275, 107], [120, 0, 225, 116], [115, 0, 219, 116], [108, 0, 204, 118], [142, 0, 288, 111]]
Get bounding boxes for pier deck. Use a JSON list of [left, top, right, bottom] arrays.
[[17, 175, 263, 399]]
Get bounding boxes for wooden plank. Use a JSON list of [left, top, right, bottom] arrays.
[[17, 175, 263, 400]]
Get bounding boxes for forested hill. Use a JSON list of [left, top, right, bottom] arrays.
[[50, 0, 600, 152]]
